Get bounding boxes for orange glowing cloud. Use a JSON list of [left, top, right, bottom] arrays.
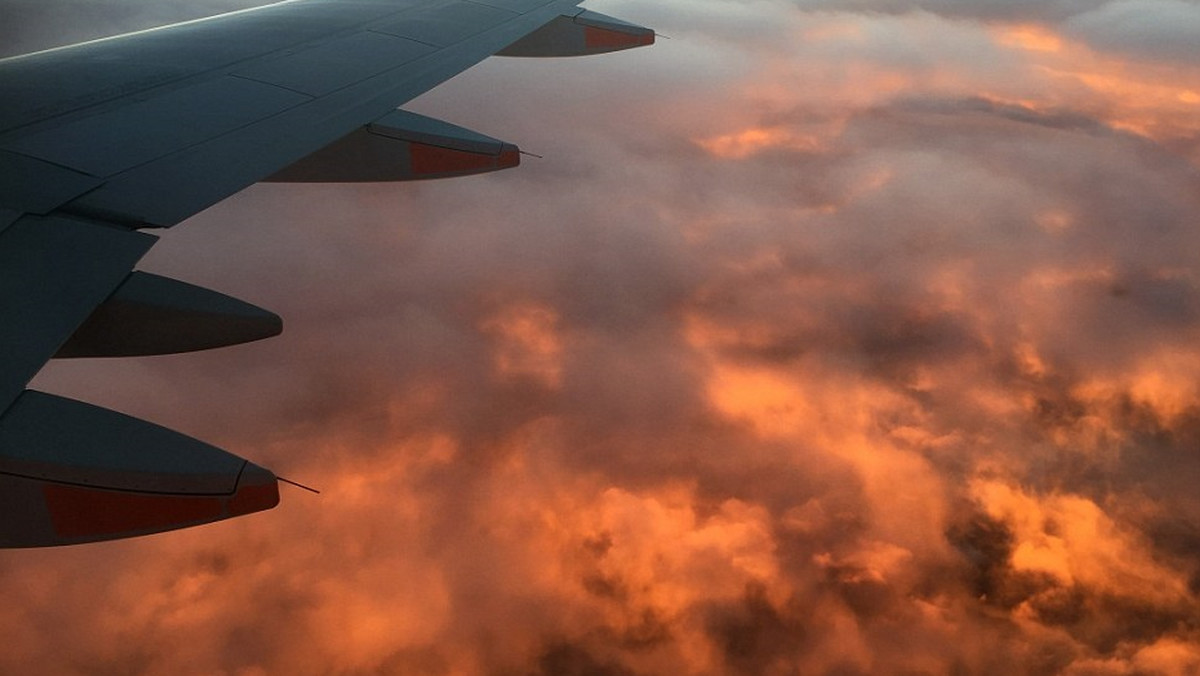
[[722, 12, 1200, 172], [705, 363, 810, 439], [480, 302, 564, 388], [995, 24, 1065, 53], [1071, 347, 1200, 428], [972, 481, 1191, 604], [695, 126, 826, 160]]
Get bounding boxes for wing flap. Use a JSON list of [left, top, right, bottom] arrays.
[[0, 216, 156, 411]]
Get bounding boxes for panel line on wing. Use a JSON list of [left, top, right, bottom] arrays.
[[1, 76, 312, 177], [233, 30, 435, 97], [0, 470, 238, 497], [366, 29, 443, 50]]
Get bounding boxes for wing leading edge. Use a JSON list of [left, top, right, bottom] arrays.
[[0, 0, 654, 547]]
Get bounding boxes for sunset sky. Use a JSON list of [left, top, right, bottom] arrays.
[[4, 0, 1200, 674]]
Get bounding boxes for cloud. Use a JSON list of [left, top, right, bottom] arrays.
[[767, 0, 1200, 65], [1064, 0, 1200, 64], [5, 0, 1200, 674], [792, 0, 1097, 22]]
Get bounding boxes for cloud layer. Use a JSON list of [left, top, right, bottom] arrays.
[[4, 0, 1200, 674]]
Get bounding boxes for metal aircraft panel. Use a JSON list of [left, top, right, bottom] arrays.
[[233, 30, 434, 97], [2, 77, 311, 177], [474, 0, 553, 13], [0, 0, 414, 132], [0, 391, 245, 494], [0, 151, 103, 214], [0, 210, 19, 233], [371, 1, 518, 46], [61, 0, 577, 227]]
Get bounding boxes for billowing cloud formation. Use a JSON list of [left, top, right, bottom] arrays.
[[4, 0, 1200, 674], [774, 0, 1200, 65], [1063, 0, 1200, 63]]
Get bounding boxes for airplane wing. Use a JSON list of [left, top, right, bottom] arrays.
[[0, 0, 654, 547]]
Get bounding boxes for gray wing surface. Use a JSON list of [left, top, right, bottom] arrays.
[[0, 0, 653, 547]]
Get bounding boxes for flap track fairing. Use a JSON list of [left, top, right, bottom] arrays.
[[55, 271, 282, 358], [498, 10, 655, 58], [265, 109, 520, 183], [0, 391, 278, 547]]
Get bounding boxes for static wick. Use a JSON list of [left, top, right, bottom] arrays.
[[520, 150, 544, 159], [656, 33, 673, 40], [279, 476, 321, 494]]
